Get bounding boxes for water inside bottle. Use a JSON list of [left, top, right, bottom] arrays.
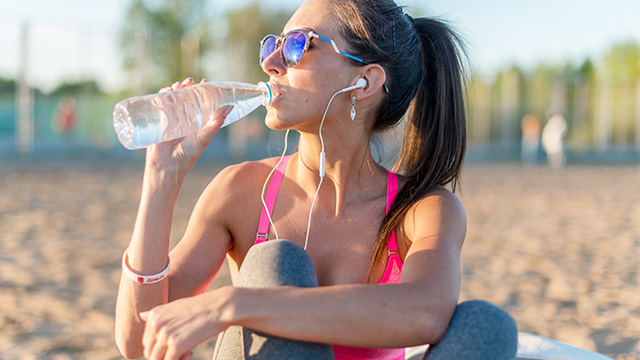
[[113, 81, 270, 150], [191, 83, 269, 127]]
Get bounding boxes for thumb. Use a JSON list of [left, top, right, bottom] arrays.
[[208, 105, 234, 128], [139, 311, 149, 321], [196, 105, 234, 145]]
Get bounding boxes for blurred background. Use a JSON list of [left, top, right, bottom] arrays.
[[0, 0, 638, 161], [0, 0, 638, 359]]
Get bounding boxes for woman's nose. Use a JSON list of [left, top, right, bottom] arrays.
[[261, 48, 286, 77]]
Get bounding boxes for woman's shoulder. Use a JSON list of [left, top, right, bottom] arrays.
[[412, 186, 465, 222], [400, 185, 467, 247], [205, 157, 283, 198], [215, 157, 281, 186], [194, 157, 285, 220]]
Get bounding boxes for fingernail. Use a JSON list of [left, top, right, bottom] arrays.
[[224, 105, 235, 117], [187, 77, 194, 82]]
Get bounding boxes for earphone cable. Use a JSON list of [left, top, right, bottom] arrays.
[[304, 90, 341, 250], [260, 129, 291, 241]]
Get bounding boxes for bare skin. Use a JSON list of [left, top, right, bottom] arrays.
[[115, 1, 467, 359]]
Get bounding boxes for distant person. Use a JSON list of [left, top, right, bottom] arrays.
[[52, 96, 78, 147], [521, 113, 542, 165], [541, 109, 568, 169], [54, 96, 78, 134]]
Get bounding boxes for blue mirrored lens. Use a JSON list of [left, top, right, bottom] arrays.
[[282, 31, 307, 67], [260, 36, 277, 63]]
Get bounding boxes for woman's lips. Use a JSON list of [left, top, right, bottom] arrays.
[[267, 82, 282, 105]]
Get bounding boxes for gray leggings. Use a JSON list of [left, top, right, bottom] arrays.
[[213, 240, 518, 360]]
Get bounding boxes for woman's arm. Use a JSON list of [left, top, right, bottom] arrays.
[[114, 83, 234, 358], [139, 187, 467, 357], [115, 163, 181, 358]]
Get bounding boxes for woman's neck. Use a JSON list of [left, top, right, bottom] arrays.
[[293, 129, 386, 216]]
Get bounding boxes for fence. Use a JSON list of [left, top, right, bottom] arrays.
[[466, 69, 639, 162]]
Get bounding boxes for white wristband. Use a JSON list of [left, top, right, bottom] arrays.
[[122, 248, 170, 284]]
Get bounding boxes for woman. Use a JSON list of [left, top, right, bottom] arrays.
[[115, 0, 518, 359]]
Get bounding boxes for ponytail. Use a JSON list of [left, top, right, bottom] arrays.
[[328, 0, 467, 278], [369, 18, 467, 276]]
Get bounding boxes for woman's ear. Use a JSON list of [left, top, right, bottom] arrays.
[[353, 64, 386, 100]]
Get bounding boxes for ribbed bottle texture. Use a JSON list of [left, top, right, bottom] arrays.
[[113, 81, 272, 150]]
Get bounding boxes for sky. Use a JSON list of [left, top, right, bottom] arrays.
[[0, 0, 638, 93]]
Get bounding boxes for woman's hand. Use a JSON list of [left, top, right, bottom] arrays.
[[146, 78, 233, 177], [138, 287, 235, 360]]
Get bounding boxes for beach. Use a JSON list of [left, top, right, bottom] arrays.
[[0, 159, 637, 359]]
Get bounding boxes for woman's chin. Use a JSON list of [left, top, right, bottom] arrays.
[[264, 112, 292, 131]]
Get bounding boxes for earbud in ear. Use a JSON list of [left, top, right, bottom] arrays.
[[337, 78, 368, 94]]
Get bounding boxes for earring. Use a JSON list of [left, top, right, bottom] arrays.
[[350, 96, 357, 121]]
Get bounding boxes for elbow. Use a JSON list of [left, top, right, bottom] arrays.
[[116, 336, 143, 359], [409, 303, 455, 346], [423, 312, 451, 345], [115, 324, 144, 359]]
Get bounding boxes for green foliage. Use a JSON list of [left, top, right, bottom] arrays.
[[576, 58, 596, 82], [119, 0, 212, 92], [600, 40, 640, 86], [49, 80, 102, 97], [118, 0, 292, 89], [225, 3, 293, 84], [0, 77, 16, 93], [465, 40, 640, 149]]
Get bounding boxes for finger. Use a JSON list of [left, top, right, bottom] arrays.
[[159, 86, 172, 93], [171, 81, 183, 91], [149, 340, 168, 360], [182, 77, 195, 86], [164, 338, 181, 360], [141, 312, 157, 359], [178, 350, 194, 360], [200, 78, 208, 83]]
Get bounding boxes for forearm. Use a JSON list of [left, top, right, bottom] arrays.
[[230, 283, 453, 348], [115, 166, 183, 358]]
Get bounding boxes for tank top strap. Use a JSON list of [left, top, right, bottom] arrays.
[[385, 170, 398, 213], [255, 155, 292, 245], [385, 171, 399, 253]]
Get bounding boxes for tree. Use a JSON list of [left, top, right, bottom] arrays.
[[600, 41, 640, 87], [224, 3, 293, 84], [49, 80, 102, 97], [0, 77, 16, 93], [119, 0, 212, 92]]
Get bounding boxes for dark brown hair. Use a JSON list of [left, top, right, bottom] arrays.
[[330, 0, 467, 276]]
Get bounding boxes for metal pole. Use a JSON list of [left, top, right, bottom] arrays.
[[16, 20, 33, 155], [596, 85, 610, 154], [636, 78, 640, 152]]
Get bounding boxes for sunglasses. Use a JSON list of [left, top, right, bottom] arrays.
[[259, 29, 370, 68]]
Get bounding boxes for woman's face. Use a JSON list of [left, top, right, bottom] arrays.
[[261, 0, 361, 131]]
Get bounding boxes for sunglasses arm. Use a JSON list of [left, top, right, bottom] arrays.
[[310, 33, 369, 64]]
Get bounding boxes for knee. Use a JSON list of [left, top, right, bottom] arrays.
[[433, 300, 518, 359], [237, 240, 319, 288]]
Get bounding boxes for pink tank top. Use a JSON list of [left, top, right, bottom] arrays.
[[253, 155, 405, 360]]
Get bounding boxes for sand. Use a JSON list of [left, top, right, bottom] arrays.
[[0, 158, 637, 359]]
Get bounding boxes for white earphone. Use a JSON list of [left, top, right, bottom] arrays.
[[337, 78, 367, 94]]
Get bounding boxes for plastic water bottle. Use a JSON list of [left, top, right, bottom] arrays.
[[113, 81, 272, 150]]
